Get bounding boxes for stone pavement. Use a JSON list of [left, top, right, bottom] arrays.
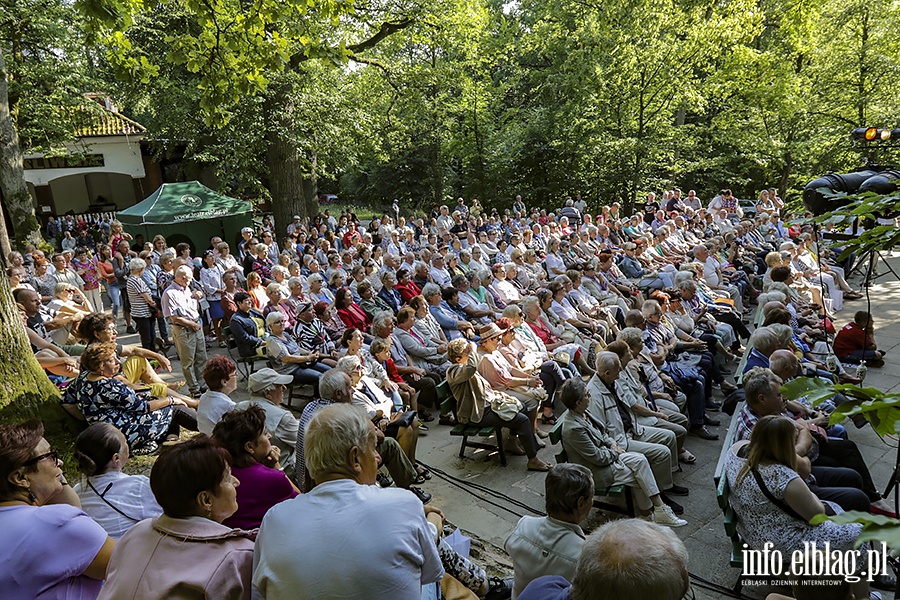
[[131, 253, 900, 600]]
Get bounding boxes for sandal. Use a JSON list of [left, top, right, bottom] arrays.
[[438, 414, 457, 426], [679, 450, 697, 464], [415, 467, 432, 482], [417, 411, 435, 422], [540, 414, 558, 425]]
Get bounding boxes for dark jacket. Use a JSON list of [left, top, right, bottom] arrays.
[[376, 286, 402, 314], [230, 308, 266, 357]]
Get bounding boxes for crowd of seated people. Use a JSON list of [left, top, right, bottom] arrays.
[[4, 188, 894, 599]]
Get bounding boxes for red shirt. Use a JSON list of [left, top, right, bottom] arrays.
[[221, 288, 246, 323], [337, 303, 371, 331], [527, 318, 557, 345], [385, 357, 404, 383], [342, 230, 362, 248], [396, 281, 422, 304], [832, 321, 875, 359]]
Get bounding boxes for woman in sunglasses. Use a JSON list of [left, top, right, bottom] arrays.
[[0, 419, 115, 598]]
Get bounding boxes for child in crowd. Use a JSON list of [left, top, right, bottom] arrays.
[[833, 310, 885, 367]]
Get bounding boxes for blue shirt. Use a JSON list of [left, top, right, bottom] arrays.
[[430, 302, 464, 340], [743, 348, 770, 374], [517, 575, 572, 600]]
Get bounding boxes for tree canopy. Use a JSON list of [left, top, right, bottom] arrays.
[[3, 0, 900, 224]]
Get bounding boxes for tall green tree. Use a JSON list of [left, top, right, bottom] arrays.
[[1, 0, 89, 248], [80, 0, 426, 233]]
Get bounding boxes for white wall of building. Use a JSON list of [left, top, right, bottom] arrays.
[[23, 135, 145, 187]]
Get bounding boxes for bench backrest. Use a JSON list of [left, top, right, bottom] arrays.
[[548, 415, 567, 463], [714, 401, 745, 485], [735, 341, 755, 387]]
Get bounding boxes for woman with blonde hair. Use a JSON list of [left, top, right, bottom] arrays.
[[246, 271, 267, 310], [725, 415, 877, 599], [108, 220, 132, 253]]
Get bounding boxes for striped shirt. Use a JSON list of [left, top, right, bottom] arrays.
[[127, 276, 152, 318], [292, 318, 334, 354]]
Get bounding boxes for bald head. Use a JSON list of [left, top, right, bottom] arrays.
[[572, 519, 689, 600], [769, 349, 800, 381]]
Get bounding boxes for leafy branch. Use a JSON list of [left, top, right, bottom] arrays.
[[805, 186, 900, 260], [781, 376, 900, 437]]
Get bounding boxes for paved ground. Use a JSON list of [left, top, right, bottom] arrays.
[[124, 252, 900, 600]]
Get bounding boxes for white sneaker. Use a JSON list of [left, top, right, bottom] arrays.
[[653, 505, 687, 527], [639, 512, 654, 522]]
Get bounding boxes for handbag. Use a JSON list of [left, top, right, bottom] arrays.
[[149, 295, 162, 319], [489, 391, 524, 421], [384, 410, 417, 438]]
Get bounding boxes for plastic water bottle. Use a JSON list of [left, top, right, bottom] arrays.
[[826, 354, 838, 373], [855, 360, 867, 383]]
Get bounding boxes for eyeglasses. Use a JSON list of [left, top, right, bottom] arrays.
[[23, 450, 58, 467]]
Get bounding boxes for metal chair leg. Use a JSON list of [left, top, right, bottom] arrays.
[[496, 430, 507, 466]]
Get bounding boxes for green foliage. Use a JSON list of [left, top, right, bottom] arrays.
[[808, 189, 900, 260], [72, 0, 900, 215], [1, 0, 95, 151], [781, 376, 900, 437], [79, 0, 373, 126], [811, 511, 900, 549]]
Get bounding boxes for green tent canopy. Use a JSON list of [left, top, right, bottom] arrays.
[[117, 181, 253, 252]]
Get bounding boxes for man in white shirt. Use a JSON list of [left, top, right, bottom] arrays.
[[429, 255, 452, 287], [436, 205, 453, 235], [252, 404, 444, 600]]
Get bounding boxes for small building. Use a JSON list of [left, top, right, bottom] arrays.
[[22, 93, 164, 218]]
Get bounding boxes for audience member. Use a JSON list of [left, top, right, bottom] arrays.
[[253, 404, 444, 599], [72, 423, 163, 540], [98, 436, 255, 600], [212, 405, 298, 529], [517, 519, 690, 600]]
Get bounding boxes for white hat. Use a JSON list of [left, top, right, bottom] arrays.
[[248, 368, 292, 395]]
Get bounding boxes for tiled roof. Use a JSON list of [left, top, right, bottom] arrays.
[[75, 93, 146, 137]]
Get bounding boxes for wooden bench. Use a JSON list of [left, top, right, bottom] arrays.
[[440, 393, 507, 466], [548, 415, 635, 517], [713, 400, 746, 592]]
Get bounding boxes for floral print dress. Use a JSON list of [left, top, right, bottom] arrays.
[[64, 373, 173, 449]]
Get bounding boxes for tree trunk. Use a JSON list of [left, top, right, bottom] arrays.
[[0, 270, 64, 425], [0, 53, 43, 250], [0, 199, 12, 261], [265, 83, 319, 238]]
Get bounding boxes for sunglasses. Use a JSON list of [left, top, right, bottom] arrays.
[[23, 450, 59, 467]]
